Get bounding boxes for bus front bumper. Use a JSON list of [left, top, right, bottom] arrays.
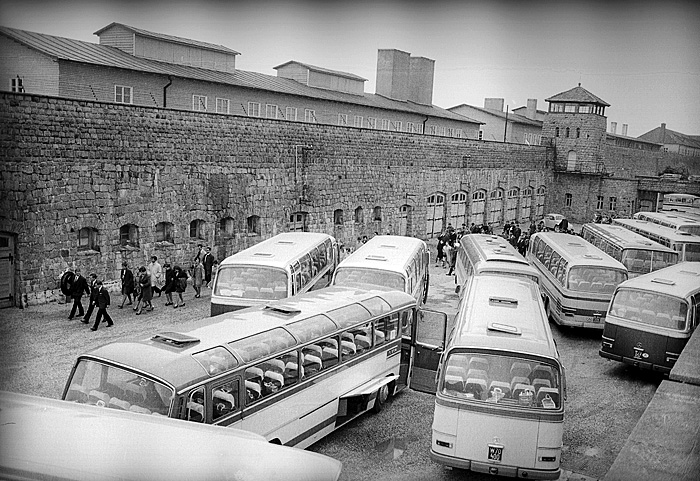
[[430, 450, 560, 480]]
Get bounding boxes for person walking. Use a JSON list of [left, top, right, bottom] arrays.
[[68, 268, 90, 320], [443, 240, 453, 271], [447, 241, 458, 276], [148, 256, 164, 297], [173, 265, 188, 308], [202, 247, 214, 287], [81, 273, 99, 324], [118, 261, 135, 308], [90, 281, 113, 331], [191, 257, 205, 298], [135, 266, 153, 315], [162, 263, 176, 306]]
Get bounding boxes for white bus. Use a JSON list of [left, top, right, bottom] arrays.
[[633, 211, 700, 236], [211, 232, 338, 316], [454, 234, 540, 294], [528, 232, 628, 329], [1, 390, 342, 481], [580, 223, 678, 277], [331, 235, 430, 305], [63, 286, 447, 449], [424, 276, 565, 479], [613, 218, 700, 262], [600, 262, 700, 374], [660, 193, 700, 214]]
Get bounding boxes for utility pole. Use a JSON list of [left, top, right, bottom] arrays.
[[503, 105, 509, 142]]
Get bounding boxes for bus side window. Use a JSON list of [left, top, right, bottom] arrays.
[[187, 388, 205, 423], [692, 294, 700, 330], [353, 324, 373, 353], [401, 309, 414, 337], [211, 380, 239, 422]]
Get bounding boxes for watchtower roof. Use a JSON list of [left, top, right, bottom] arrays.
[[546, 84, 609, 106]]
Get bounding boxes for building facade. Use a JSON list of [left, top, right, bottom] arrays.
[[448, 98, 543, 145]]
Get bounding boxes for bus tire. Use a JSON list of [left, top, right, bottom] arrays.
[[373, 383, 390, 414]]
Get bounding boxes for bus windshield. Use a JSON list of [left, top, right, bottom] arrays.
[[480, 270, 539, 285], [215, 266, 288, 299], [64, 359, 173, 415], [620, 249, 677, 274], [440, 352, 561, 410], [567, 267, 627, 293], [684, 243, 700, 262], [609, 289, 689, 330], [333, 268, 405, 291]]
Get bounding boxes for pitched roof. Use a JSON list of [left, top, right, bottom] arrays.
[[545, 84, 610, 106], [638, 126, 700, 149], [93, 22, 240, 55], [0, 25, 477, 124], [273, 60, 367, 82], [448, 103, 541, 127]]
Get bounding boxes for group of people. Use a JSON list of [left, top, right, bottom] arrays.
[[436, 224, 462, 275], [66, 245, 217, 331]]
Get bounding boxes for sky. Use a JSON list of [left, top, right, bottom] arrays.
[[1, 0, 699, 137]]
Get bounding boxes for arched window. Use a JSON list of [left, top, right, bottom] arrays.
[[220, 217, 235, 237], [373, 206, 382, 222], [247, 215, 261, 235], [521, 187, 533, 222], [289, 212, 308, 232], [565, 193, 573, 207], [189, 219, 205, 240], [119, 224, 139, 248], [470, 190, 486, 225], [426, 193, 445, 237], [565, 127, 570, 138], [155, 222, 174, 243], [567, 150, 577, 171], [576, 127, 580, 138], [354, 206, 364, 224], [334, 209, 344, 226], [536, 186, 546, 218], [506, 187, 519, 223], [555, 127, 559, 137], [398, 204, 412, 236], [488, 189, 504, 226], [78, 227, 99, 252], [450, 191, 468, 229]]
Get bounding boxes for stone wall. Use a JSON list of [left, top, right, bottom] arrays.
[[0, 92, 552, 306]]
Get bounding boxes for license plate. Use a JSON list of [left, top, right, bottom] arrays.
[[588, 316, 602, 323], [488, 444, 503, 462]]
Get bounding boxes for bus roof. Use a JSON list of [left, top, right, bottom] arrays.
[[336, 235, 427, 274], [82, 286, 416, 391], [634, 211, 700, 228], [460, 234, 530, 265], [531, 232, 627, 270], [219, 232, 334, 268], [613, 218, 700, 243], [581, 223, 677, 253], [0, 391, 342, 481], [614, 262, 700, 298], [448, 276, 557, 359]]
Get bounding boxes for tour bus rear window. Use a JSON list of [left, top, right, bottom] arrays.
[[215, 266, 288, 300], [480, 270, 540, 285], [64, 359, 172, 416], [568, 267, 627, 294], [685, 243, 700, 262], [228, 328, 297, 363], [334, 268, 405, 291], [609, 289, 689, 330], [440, 352, 562, 410]]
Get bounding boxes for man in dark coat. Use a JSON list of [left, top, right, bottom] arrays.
[[68, 268, 90, 320], [202, 246, 214, 287], [91, 281, 113, 331], [119, 261, 135, 308], [81, 273, 99, 324]]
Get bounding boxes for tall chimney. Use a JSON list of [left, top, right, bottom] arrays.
[[408, 56, 434, 105], [484, 98, 504, 112], [610, 121, 617, 134], [375, 49, 410, 101], [660, 123, 666, 142], [526, 99, 537, 119], [622, 124, 628, 136]]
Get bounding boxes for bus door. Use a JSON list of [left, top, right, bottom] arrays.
[[405, 309, 447, 393]]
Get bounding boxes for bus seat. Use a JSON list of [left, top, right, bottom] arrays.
[[245, 367, 264, 384], [320, 338, 338, 350], [603, 282, 616, 292], [245, 380, 262, 404], [284, 362, 300, 385], [488, 381, 511, 400], [533, 378, 552, 393], [537, 387, 560, 408], [466, 368, 488, 382], [512, 384, 535, 403], [672, 316, 686, 330], [260, 287, 274, 297], [109, 397, 131, 411], [302, 354, 322, 376], [303, 344, 323, 359], [129, 405, 151, 415], [655, 313, 672, 328], [187, 401, 204, 422], [88, 390, 111, 407], [321, 347, 339, 368], [262, 359, 285, 374], [446, 365, 467, 381], [642, 260, 652, 272], [568, 279, 580, 290], [263, 371, 284, 396], [244, 286, 260, 299], [341, 332, 354, 343], [578, 281, 591, 291], [591, 282, 603, 292], [444, 374, 465, 394], [510, 376, 530, 393], [465, 378, 487, 400], [530, 365, 555, 384], [641, 309, 656, 324], [213, 390, 235, 417], [355, 335, 371, 352], [468, 357, 489, 372], [273, 286, 287, 298], [341, 340, 357, 357], [632, 259, 644, 271], [374, 330, 386, 345], [65, 384, 89, 403], [510, 362, 532, 378]]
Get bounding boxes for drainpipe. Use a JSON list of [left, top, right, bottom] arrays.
[[422, 116, 429, 134], [163, 76, 173, 108]]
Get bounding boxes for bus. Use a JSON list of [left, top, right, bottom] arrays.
[[612, 218, 700, 262], [600, 262, 700, 374], [633, 211, 700, 236], [422, 276, 565, 479], [528, 233, 628, 329], [211, 232, 339, 316], [660, 193, 700, 214], [62, 286, 447, 449], [454, 234, 540, 294], [0, 390, 342, 481], [580, 223, 678, 277], [331, 235, 430, 305]]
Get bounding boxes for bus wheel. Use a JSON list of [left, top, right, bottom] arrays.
[[373, 384, 390, 414]]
